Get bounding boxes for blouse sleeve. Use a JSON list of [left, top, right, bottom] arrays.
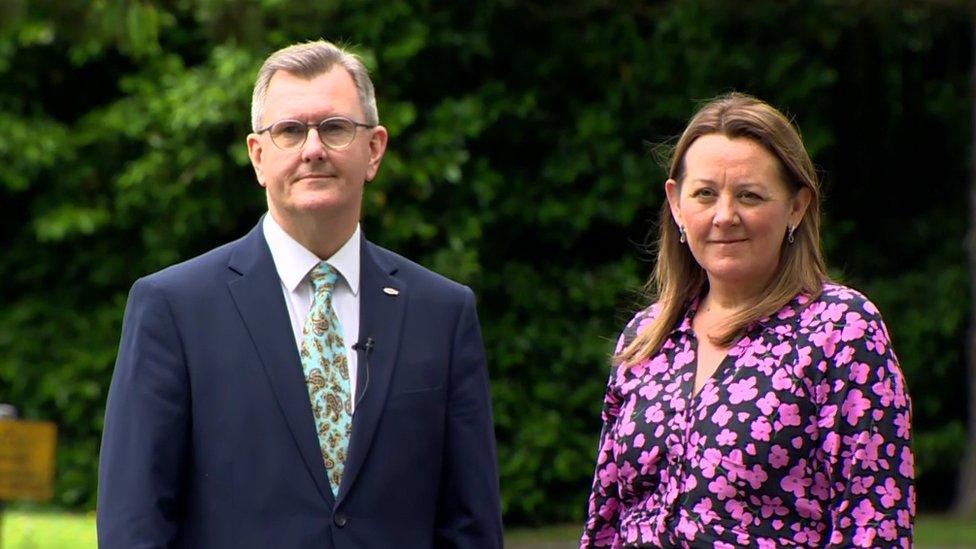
[[818, 304, 914, 548], [581, 309, 649, 549], [580, 367, 624, 548]]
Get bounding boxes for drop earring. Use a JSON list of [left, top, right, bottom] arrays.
[[679, 225, 687, 244], [787, 224, 796, 244]]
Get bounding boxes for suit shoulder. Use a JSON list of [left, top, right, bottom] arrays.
[[370, 243, 471, 298], [134, 237, 244, 294]]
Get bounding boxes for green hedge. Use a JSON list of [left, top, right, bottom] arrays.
[[0, 0, 970, 524]]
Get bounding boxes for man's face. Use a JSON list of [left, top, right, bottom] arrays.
[[247, 67, 387, 231]]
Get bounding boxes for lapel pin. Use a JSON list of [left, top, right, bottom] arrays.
[[382, 287, 399, 296]]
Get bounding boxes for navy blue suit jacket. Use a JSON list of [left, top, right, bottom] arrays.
[[97, 221, 502, 548]]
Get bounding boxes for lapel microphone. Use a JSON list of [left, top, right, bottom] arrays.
[[353, 337, 375, 354], [353, 337, 374, 409]]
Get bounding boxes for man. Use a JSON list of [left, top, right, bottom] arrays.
[[97, 40, 503, 548]]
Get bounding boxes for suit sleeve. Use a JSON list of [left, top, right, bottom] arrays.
[[98, 278, 190, 548], [434, 286, 503, 549]]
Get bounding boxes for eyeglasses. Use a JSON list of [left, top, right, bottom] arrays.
[[256, 116, 376, 151]]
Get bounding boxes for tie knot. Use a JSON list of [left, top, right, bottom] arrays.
[[309, 262, 339, 294]]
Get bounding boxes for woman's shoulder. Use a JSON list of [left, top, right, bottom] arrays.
[[614, 302, 664, 354], [797, 282, 888, 332]]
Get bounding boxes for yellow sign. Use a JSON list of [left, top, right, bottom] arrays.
[[0, 420, 57, 501]]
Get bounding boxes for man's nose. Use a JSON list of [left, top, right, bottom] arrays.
[[300, 127, 329, 162]]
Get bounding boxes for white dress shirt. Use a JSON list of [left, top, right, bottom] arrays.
[[262, 214, 361, 411]]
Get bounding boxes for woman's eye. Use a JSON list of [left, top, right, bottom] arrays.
[[739, 192, 763, 202], [691, 188, 715, 198]]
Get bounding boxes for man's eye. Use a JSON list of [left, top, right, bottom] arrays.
[[279, 124, 306, 136]]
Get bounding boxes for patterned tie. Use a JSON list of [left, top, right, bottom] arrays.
[[300, 262, 353, 495]]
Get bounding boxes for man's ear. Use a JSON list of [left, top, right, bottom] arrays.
[[365, 125, 389, 183], [246, 133, 267, 187]]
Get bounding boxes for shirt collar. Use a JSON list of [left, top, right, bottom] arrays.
[[262, 214, 361, 296]]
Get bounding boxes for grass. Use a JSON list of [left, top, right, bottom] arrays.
[[1, 510, 973, 548]]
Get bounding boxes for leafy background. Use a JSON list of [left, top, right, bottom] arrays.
[[0, 0, 971, 525]]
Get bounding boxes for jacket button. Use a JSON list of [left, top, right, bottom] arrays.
[[334, 513, 347, 527]]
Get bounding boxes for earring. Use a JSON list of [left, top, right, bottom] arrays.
[[679, 225, 687, 244], [787, 224, 796, 244]]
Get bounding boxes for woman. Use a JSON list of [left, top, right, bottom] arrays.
[[580, 93, 913, 548]]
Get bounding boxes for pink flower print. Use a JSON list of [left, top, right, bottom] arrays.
[[854, 432, 884, 471], [852, 499, 877, 526], [780, 463, 812, 498], [692, 496, 714, 520], [834, 344, 855, 366], [750, 417, 772, 441], [818, 404, 838, 430], [872, 378, 893, 407], [772, 340, 791, 357], [796, 497, 823, 520], [673, 347, 695, 369], [849, 361, 870, 384], [729, 376, 758, 404], [876, 477, 902, 508], [821, 302, 847, 322], [772, 368, 794, 391], [842, 312, 868, 341], [647, 353, 670, 375], [810, 324, 840, 357], [708, 474, 737, 501], [698, 383, 719, 407], [676, 515, 698, 540], [745, 442, 756, 456], [672, 396, 686, 412], [878, 519, 898, 541], [811, 472, 830, 500], [638, 379, 663, 400], [716, 428, 737, 446], [869, 328, 888, 354], [597, 462, 617, 487], [700, 448, 722, 478], [853, 526, 876, 548], [769, 445, 789, 469], [618, 461, 638, 484], [681, 474, 698, 492], [899, 446, 915, 478], [757, 538, 777, 549], [850, 475, 875, 496], [777, 402, 802, 427], [711, 404, 733, 427], [737, 411, 751, 423], [617, 414, 636, 437], [842, 389, 871, 426], [638, 447, 660, 475], [743, 464, 768, 489], [894, 411, 910, 439], [633, 433, 645, 448], [897, 509, 911, 529], [757, 391, 780, 415], [644, 402, 665, 423], [759, 495, 788, 518], [596, 497, 619, 521], [714, 542, 735, 549]]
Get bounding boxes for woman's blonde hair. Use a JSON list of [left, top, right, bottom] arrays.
[[616, 92, 829, 367]]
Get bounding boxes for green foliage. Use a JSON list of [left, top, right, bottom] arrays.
[[0, 0, 970, 524]]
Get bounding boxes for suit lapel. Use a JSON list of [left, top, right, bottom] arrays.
[[226, 222, 336, 507], [337, 239, 406, 504]]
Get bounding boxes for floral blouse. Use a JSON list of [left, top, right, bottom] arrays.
[[580, 284, 914, 548]]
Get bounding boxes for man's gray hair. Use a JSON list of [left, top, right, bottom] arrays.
[[251, 40, 378, 131]]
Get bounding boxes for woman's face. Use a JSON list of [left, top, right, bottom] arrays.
[[665, 134, 810, 297]]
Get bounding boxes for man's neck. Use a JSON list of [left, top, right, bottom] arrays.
[[268, 208, 357, 260]]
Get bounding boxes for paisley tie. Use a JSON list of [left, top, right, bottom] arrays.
[[300, 262, 352, 495]]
